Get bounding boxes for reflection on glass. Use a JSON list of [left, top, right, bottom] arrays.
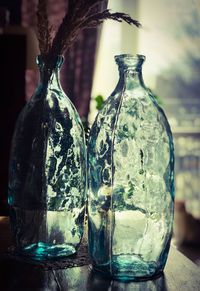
[[87, 268, 167, 291]]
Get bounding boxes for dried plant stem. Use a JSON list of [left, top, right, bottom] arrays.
[[36, 0, 52, 54], [81, 10, 141, 30], [49, 0, 105, 56], [36, 0, 141, 66]]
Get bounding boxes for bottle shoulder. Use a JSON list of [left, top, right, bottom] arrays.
[[93, 88, 169, 127], [13, 86, 84, 142], [89, 88, 173, 148]]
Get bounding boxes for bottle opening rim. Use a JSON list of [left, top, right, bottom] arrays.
[[115, 54, 145, 62]]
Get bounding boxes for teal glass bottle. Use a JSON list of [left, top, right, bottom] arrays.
[[87, 54, 174, 280], [8, 55, 86, 260]]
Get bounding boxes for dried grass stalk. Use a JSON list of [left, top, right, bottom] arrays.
[[36, 0, 141, 65], [36, 0, 52, 54]]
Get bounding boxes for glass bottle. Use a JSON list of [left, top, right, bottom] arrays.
[[8, 55, 86, 260], [87, 54, 174, 280]]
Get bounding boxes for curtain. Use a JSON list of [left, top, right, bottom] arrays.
[[21, 0, 108, 121]]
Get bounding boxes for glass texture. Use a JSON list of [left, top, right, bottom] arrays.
[[8, 55, 86, 260], [87, 54, 174, 280]]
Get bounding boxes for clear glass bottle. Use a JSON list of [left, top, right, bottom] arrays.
[[8, 55, 86, 260], [87, 54, 174, 280]]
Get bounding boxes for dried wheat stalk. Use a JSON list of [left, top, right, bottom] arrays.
[[36, 0, 141, 65], [36, 0, 52, 54]]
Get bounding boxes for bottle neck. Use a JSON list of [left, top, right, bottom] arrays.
[[38, 67, 62, 89], [36, 55, 64, 89], [115, 54, 145, 92], [116, 67, 145, 92]]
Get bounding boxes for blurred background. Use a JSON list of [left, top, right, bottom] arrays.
[[0, 0, 200, 265]]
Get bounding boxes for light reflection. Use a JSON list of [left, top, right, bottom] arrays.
[[87, 268, 167, 291]]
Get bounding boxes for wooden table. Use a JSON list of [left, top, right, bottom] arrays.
[[0, 216, 200, 291]]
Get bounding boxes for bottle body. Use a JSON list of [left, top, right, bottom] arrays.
[[87, 54, 174, 280], [8, 55, 86, 260]]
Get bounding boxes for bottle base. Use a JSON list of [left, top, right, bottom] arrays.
[[92, 254, 163, 281], [92, 266, 163, 282], [18, 242, 76, 261]]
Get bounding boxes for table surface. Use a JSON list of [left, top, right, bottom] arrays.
[[0, 216, 200, 291]]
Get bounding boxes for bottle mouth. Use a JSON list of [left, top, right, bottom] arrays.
[[36, 54, 64, 69], [115, 54, 145, 68]]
